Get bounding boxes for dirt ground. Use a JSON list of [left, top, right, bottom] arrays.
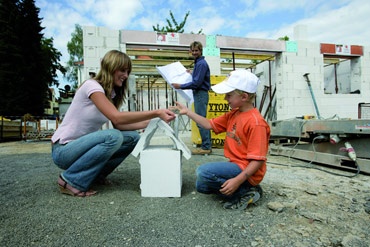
[[0, 138, 369, 247]]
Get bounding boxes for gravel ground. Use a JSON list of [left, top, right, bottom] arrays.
[[0, 136, 370, 247]]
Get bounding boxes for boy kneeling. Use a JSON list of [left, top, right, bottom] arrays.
[[174, 70, 270, 210]]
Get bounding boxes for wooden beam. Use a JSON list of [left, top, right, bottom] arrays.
[[131, 67, 159, 75], [126, 49, 191, 58], [324, 58, 340, 64], [220, 62, 255, 69], [220, 52, 275, 60], [127, 48, 274, 76], [127, 48, 276, 61], [132, 59, 193, 67]]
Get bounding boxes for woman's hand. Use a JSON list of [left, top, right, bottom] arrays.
[[158, 109, 176, 123]]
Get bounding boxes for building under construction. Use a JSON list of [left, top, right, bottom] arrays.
[[80, 25, 370, 175]]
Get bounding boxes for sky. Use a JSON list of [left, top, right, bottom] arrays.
[[35, 0, 370, 88]]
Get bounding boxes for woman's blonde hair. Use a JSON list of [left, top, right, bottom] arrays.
[[94, 50, 132, 109]]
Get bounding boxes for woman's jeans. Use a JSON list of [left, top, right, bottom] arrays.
[[196, 162, 253, 201], [193, 90, 211, 150], [51, 129, 140, 191]]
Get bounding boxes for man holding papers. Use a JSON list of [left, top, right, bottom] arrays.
[[172, 41, 211, 155]]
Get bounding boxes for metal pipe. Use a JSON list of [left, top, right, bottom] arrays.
[[269, 60, 272, 103], [140, 85, 144, 111], [232, 52, 235, 70], [303, 73, 321, 119], [165, 81, 168, 109], [334, 64, 338, 94]]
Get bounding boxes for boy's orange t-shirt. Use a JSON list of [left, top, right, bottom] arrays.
[[209, 108, 270, 185]]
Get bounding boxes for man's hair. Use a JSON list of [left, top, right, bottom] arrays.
[[190, 41, 203, 51]]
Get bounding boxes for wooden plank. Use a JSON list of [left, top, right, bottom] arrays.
[[132, 67, 161, 75], [127, 49, 191, 58], [132, 68, 254, 76], [127, 48, 275, 61], [132, 67, 254, 76], [132, 59, 193, 66], [128, 48, 271, 76], [220, 62, 255, 69], [324, 58, 340, 64], [220, 52, 275, 60], [132, 60, 253, 69], [1, 121, 32, 139]]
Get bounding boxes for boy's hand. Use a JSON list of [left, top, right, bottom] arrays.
[[172, 102, 189, 115], [220, 177, 245, 196]]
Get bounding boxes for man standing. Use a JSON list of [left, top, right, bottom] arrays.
[[172, 41, 211, 155]]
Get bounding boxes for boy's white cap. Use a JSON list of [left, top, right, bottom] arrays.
[[211, 69, 260, 94]]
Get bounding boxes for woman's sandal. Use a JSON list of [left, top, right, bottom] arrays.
[[57, 175, 97, 197]]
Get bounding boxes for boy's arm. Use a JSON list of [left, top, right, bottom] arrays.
[[174, 102, 212, 130], [186, 108, 212, 130], [239, 160, 264, 181]]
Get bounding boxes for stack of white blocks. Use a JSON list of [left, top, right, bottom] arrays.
[[131, 118, 191, 197]]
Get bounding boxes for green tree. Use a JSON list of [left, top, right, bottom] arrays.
[[153, 11, 202, 34], [40, 37, 66, 88], [278, 36, 289, 41], [65, 24, 83, 89], [18, 0, 48, 116], [0, 0, 23, 116], [0, 0, 65, 116]]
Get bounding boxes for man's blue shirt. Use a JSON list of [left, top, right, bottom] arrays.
[[181, 56, 210, 91]]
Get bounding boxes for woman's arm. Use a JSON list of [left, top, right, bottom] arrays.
[[90, 92, 175, 127], [113, 120, 150, 130]]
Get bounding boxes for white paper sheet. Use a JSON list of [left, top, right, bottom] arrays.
[[156, 62, 194, 103]]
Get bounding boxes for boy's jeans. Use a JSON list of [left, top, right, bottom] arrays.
[[196, 162, 253, 201]]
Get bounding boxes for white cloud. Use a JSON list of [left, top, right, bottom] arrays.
[[245, 0, 370, 45], [39, 2, 85, 63], [302, 0, 370, 45], [187, 16, 225, 35], [92, 0, 144, 30]]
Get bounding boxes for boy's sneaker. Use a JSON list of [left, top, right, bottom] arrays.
[[251, 184, 263, 197], [223, 185, 263, 210], [191, 148, 212, 155]]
